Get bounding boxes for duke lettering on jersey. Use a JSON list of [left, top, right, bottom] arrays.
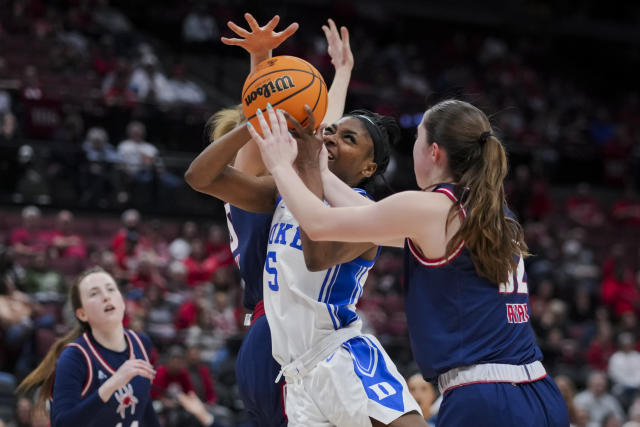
[[267, 222, 303, 250], [265, 196, 375, 365]]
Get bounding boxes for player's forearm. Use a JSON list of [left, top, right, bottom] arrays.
[[271, 164, 331, 240], [322, 170, 374, 207], [184, 124, 251, 190], [324, 67, 352, 125]]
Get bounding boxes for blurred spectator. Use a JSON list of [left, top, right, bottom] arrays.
[[152, 345, 194, 403], [20, 66, 42, 101], [103, 59, 137, 108], [10, 206, 48, 260], [169, 221, 198, 261], [565, 183, 606, 228], [574, 371, 624, 427], [0, 113, 19, 144], [142, 284, 177, 346], [23, 251, 66, 302], [204, 225, 232, 268], [608, 332, 640, 409], [13, 145, 50, 205], [128, 54, 174, 104], [183, 239, 218, 287], [130, 252, 167, 291], [117, 120, 158, 178], [407, 373, 438, 426], [169, 63, 205, 105], [81, 126, 120, 206], [175, 284, 210, 331], [147, 220, 171, 267], [48, 210, 87, 260], [111, 208, 146, 255], [601, 261, 638, 318], [185, 305, 225, 365], [92, 0, 132, 34], [92, 35, 118, 76], [211, 291, 238, 340], [182, 3, 218, 47], [586, 323, 617, 371], [555, 375, 578, 426], [185, 345, 217, 405], [611, 186, 640, 228], [12, 396, 33, 427]]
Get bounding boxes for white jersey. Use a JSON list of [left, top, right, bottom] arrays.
[[264, 195, 376, 365]]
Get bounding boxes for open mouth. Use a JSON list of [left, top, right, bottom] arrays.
[[104, 304, 115, 313], [326, 149, 336, 161]]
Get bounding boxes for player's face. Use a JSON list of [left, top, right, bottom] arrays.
[[322, 116, 377, 187], [75, 272, 125, 329], [413, 113, 433, 189]]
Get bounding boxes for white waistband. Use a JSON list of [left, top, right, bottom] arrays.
[[437, 361, 547, 394], [275, 326, 360, 384]]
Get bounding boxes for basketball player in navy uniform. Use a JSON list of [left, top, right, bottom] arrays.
[[18, 267, 159, 427], [248, 100, 570, 426]]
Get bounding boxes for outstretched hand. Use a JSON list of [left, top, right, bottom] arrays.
[[221, 13, 299, 56], [322, 18, 353, 71], [246, 105, 298, 173]]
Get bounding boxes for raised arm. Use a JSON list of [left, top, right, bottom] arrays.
[[184, 121, 277, 213], [221, 13, 299, 176], [322, 19, 354, 125]]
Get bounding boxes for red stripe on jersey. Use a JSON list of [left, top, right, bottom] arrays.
[[407, 238, 465, 267], [251, 300, 265, 326], [83, 332, 134, 375], [127, 330, 150, 363], [65, 343, 93, 397]]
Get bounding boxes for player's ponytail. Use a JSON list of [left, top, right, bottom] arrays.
[[17, 266, 105, 412], [424, 100, 528, 285], [204, 104, 245, 144]]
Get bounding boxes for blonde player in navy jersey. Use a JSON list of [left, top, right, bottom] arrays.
[[18, 267, 159, 427], [248, 99, 570, 427]]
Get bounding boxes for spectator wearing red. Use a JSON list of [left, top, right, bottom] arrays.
[[565, 182, 606, 228], [586, 324, 617, 371], [10, 205, 49, 260], [204, 224, 233, 268], [112, 208, 147, 255], [151, 345, 194, 403], [601, 261, 638, 317], [130, 253, 167, 291], [185, 345, 217, 404], [611, 186, 640, 228], [174, 284, 209, 330], [48, 210, 87, 259], [183, 239, 219, 286]]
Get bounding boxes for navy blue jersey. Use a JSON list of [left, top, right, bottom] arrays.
[[50, 329, 159, 427], [403, 184, 542, 382], [225, 203, 273, 310]]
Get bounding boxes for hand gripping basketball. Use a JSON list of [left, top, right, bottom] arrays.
[[247, 105, 298, 173]]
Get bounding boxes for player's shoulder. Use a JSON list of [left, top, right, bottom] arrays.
[[126, 329, 153, 350]]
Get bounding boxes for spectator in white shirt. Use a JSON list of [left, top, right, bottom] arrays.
[[129, 54, 175, 104], [117, 121, 158, 177], [182, 3, 218, 44], [575, 371, 625, 427], [169, 64, 206, 104], [609, 332, 640, 409]]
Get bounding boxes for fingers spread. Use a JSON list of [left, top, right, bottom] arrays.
[[264, 15, 280, 31], [227, 21, 250, 37], [244, 13, 260, 30]]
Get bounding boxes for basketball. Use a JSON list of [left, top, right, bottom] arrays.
[[241, 55, 328, 132]]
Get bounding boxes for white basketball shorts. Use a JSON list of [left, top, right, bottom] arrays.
[[283, 334, 422, 427]]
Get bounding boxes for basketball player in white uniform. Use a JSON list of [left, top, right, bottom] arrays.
[[186, 104, 423, 426]]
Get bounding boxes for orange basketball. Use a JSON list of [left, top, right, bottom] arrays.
[[242, 55, 328, 133]]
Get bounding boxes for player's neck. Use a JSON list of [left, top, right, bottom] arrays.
[[92, 324, 127, 352]]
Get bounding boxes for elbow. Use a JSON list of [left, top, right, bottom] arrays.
[[184, 165, 206, 191], [303, 253, 331, 272]]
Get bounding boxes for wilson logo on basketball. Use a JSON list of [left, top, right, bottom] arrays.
[[244, 76, 296, 107]]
